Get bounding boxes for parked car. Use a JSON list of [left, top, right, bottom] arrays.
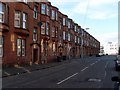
[[111, 76, 120, 90], [114, 55, 120, 71]]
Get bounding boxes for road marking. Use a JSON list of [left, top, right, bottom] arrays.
[[104, 71, 107, 79], [90, 63, 95, 66], [95, 61, 98, 63], [57, 73, 78, 85], [105, 62, 109, 68], [4, 72, 10, 76], [81, 67, 89, 72], [18, 67, 31, 73]]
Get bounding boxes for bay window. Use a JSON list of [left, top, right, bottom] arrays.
[[14, 11, 20, 27], [41, 4, 46, 14], [23, 13, 27, 29]]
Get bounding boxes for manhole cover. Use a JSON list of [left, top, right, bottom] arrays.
[[88, 78, 101, 82]]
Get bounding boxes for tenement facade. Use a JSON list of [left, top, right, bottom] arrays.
[[0, 1, 100, 65]]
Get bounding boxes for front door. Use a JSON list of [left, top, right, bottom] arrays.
[[33, 49, 38, 63]]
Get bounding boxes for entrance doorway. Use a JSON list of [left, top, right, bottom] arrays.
[[33, 49, 38, 63]]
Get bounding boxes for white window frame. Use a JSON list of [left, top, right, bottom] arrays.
[[23, 13, 27, 29], [46, 5, 49, 16], [46, 23, 49, 35], [51, 10, 55, 20], [33, 6, 37, 19], [14, 11, 21, 28], [17, 39, 21, 56], [63, 31, 65, 40], [74, 26, 76, 32], [68, 33, 70, 41], [63, 18, 65, 26], [41, 4, 46, 14], [41, 22, 45, 35], [68, 21, 70, 29], [0, 12, 4, 23], [22, 39, 25, 56]]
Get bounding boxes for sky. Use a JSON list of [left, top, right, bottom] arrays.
[[49, 0, 119, 46]]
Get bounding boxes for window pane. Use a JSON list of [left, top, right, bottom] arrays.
[[63, 31, 65, 40], [22, 39, 25, 56], [63, 18, 65, 26], [33, 28, 37, 41], [52, 27, 55, 37], [56, 27, 58, 38], [41, 4, 46, 14], [0, 13, 3, 23], [0, 3, 2, 12], [56, 12, 58, 20], [52, 10, 55, 20], [46, 23, 49, 35], [34, 6, 37, 19], [0, 47, 3, 57], [15, 11, 20, 27], [46, 5, 49, 16], [17, 39, 21, 56], [41, 22, 45, 34]]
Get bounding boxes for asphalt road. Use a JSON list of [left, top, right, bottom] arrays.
[[2, 55, 118, 88]]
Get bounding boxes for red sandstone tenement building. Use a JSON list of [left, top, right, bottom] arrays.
[[0, 1, 100, 65]]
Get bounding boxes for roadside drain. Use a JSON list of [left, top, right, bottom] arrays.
[[87, 78, 101, 82]]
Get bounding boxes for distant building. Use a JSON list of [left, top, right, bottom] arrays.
[[104, 42, 118, 55], [100, 46, 104, 55]]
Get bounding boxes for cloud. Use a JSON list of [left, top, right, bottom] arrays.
[[94, 32, 118, 45], [72, 0, 118, 20]]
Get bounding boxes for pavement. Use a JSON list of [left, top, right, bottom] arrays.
[[2, 59, 70, 78], [2, 55, 106, 78]]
